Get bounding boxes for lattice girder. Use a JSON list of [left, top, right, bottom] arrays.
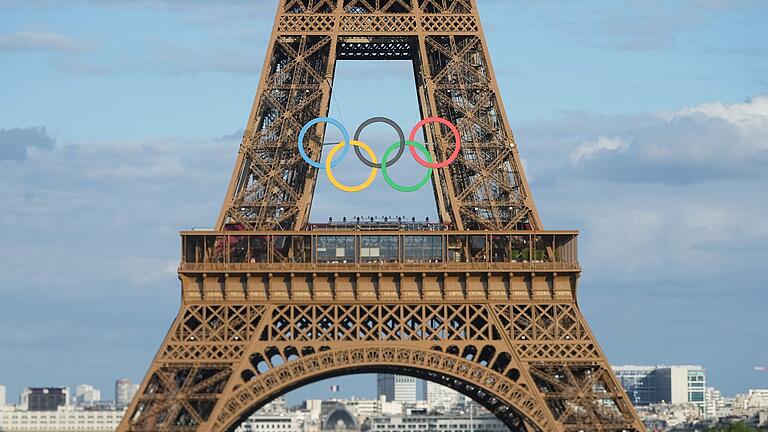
[[122, 293, 645, 432], [216, 0, 539, 231]]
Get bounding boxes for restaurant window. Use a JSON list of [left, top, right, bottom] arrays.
[[468, 235, 487, 262], [404, 236, 442, 262], [273, 236, 292, 263], [249, 237, 269, 263], [491, 235, 530, 262], [361, 236, 398, 263], [184, 236, 204, 263], [228, 235, 249, 263], [205, 235, 225, 263], [316, 236, 355, 263], [292, 236, 312, 263], [447, 235, 467, 262]]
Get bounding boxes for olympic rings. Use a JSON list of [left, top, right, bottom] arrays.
[[408, 117, 462, 169], [297, 116, 461, 193], [325, 141, 378, 193], [298, 117, 351, 169], [381, 140, 433, 193], [353, 117, 406, 169]]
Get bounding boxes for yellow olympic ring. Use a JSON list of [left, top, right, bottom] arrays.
[[325, 140, 378, 193]]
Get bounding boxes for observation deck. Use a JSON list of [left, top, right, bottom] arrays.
[[178, 226, 580, 303]]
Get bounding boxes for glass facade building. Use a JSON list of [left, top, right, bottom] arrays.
[[377, 374, 417, 403], [613, 365, 707, 412]]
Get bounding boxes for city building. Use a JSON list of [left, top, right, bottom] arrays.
[[634, 403, 703, 429], [422, 381, 460, 411], [114, 379, 139, 408], [258, 396, 287, 415], [321, 403, 359, 431], [376, 375, 417, 403], [656, 365, 706, 409], [613, 365, 707, 411], [737, 389, 768, 410], [0, 384, 6, 407], [368, 414, 506, 432], [20, 388, 68, 411], [759, 411, 768, 428], [613, 366, 658, 406], [704, 387, 726, 419], [0, 405, 126, 431], [235, 413, 303, 432], [74, 385, 101, 407], [337, 397, 381, 418]]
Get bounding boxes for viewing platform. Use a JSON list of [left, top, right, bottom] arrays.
[[179, 228, 580, 274], [177, 228, 581, 303]]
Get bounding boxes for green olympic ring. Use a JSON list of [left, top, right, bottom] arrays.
[[381, 140, 433, 193]]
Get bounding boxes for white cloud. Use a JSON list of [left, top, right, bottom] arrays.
[[521, 94, 768, 184], [636, 96, 768, 168], [570, 136, 629, 164], [584, 192, 766, 284], [0, 31, 82, 52], [672, 95, 768, 128]]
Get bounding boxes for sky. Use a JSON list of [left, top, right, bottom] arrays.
[[1, 0, 767, 407]]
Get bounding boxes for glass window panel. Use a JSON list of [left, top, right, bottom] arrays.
[[532, 235, 552, 262], [490, 235, 510, 262], [316, 236, 355, 263], [249, 237, 269, 263], [292, 236, 311, 263], [447, 235, 466, 262], [361, 236, 398, 263], [273, 236, 291, 262], [553, 234, 575, 262], [509, 235, 530, 261], [404, 236, 442, 262], [228, 235, 249, 263], [184, 236, 204, 263], [469, 235, 487, 262], [205, 236, 225, 263]]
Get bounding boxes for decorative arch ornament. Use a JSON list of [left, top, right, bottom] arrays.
[[213, 345, 551, 432]]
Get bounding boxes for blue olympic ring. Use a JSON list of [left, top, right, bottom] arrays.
[[298, 117, 351, 169]]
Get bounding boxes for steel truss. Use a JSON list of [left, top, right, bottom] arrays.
[[119, 1, 646, 431]]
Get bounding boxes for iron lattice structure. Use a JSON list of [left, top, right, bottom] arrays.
[[118, 1, 646, 432], [215, 0, 540, 231]]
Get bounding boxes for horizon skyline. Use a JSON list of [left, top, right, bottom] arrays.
[[3, 365, 768, 407]]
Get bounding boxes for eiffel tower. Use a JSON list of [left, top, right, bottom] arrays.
[[118, 1, 646, 431]]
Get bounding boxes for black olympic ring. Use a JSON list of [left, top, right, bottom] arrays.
[[353, 117, 406, 169]]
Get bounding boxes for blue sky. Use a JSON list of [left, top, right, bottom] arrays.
[[1, 0, 767, 406]]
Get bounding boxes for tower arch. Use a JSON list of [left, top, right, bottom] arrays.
[[213, 346, 551, 432]]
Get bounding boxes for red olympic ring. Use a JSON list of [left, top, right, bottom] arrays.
[[408, 117, 461, 169]]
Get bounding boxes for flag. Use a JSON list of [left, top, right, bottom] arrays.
[[331, 385, 340, 392]]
